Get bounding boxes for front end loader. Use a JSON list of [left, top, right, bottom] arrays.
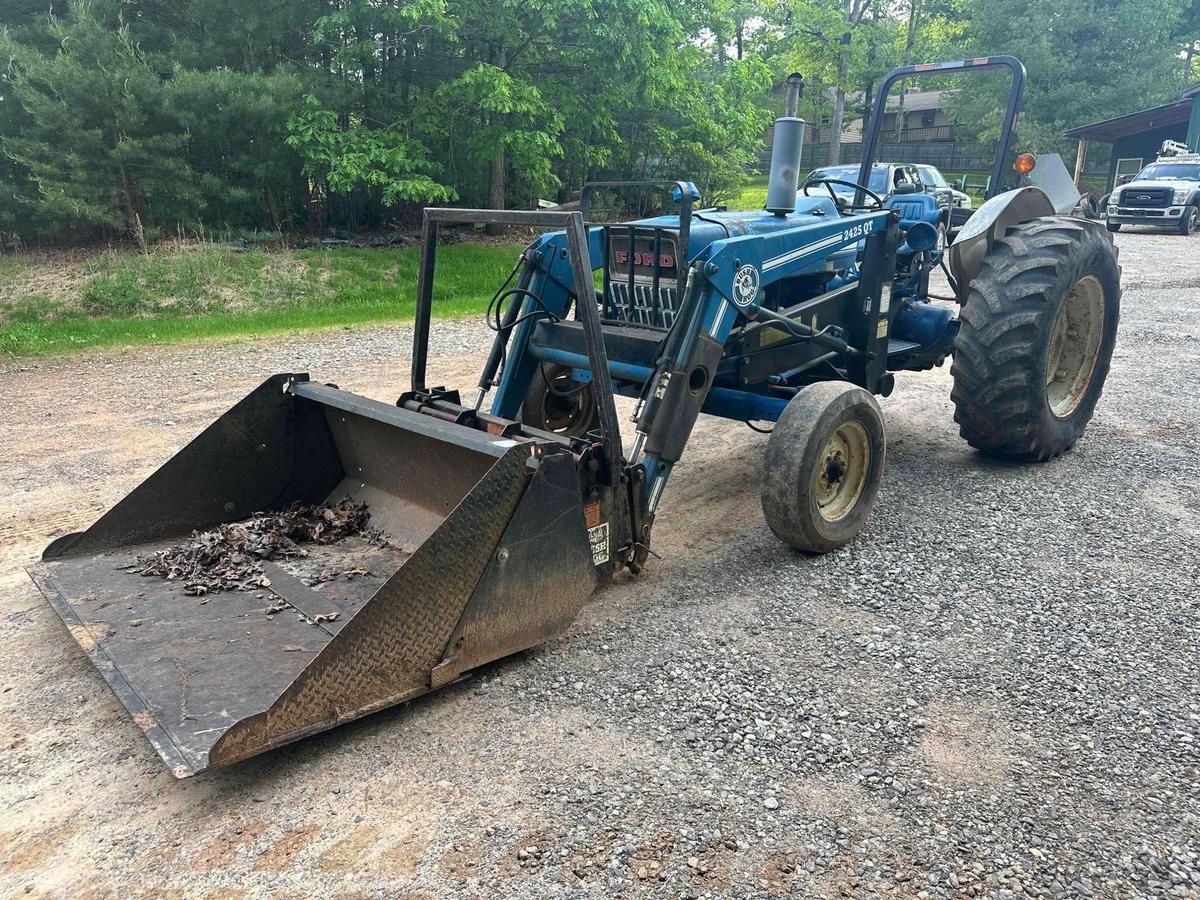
[[30, 56, 1121, 777]]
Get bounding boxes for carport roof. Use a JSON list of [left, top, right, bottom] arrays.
[[1064, 90, 1198, 143]]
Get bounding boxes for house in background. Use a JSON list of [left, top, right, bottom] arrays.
[[828, 90, 957, 145], [760, 90, 995, 174], [1064, 85, 1200, 193]]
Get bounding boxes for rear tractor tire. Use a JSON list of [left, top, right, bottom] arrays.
[[951, 216, 1121, 461], [761, 381, 886, 553], [520, 363, 598, 438]]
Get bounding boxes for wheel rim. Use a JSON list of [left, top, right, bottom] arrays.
[[1045, 274, 1105, 419], [540, 369, 593, 433], [813, 421, 871, 522]]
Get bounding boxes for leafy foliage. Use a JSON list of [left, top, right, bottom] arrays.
[[0, 5, 198, 236], [956, 0, 1196, 151], [432, 65, 563, 202], [0, 0, 1197, 241], [286, 95, 456, 205]]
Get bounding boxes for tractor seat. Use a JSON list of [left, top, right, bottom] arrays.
[[883, 190, 940, 231]]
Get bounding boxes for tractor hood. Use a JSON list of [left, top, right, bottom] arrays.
[[629, 196, 843, 265]]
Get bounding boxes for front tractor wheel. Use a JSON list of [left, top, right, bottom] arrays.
[[951, 216, 1121, 461], [761, 381, 886, 553], [520, 363, 598, 438]]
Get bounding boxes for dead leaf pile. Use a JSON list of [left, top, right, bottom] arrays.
[[128, 499, 384, 596]]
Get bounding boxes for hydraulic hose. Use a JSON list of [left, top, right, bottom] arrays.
[[751, 305, 862, 358]]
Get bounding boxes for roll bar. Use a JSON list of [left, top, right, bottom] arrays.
[[857, 56, 1026, 205]]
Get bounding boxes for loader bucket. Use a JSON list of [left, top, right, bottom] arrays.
[[30, 374, 598, 777]]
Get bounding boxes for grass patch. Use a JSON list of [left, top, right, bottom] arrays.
[[728, 174, 769, 211], [0, 241, 525, 356]]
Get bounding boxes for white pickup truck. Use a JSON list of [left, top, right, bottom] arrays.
[[1106, 141, 1200, 235]]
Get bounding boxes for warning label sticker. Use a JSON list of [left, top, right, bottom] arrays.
[[588, 522, 610, 566]]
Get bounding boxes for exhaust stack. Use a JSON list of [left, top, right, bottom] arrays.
[[766, 73, 807, 217]]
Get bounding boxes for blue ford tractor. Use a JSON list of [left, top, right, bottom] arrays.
[[33, 57, 1122, 776]]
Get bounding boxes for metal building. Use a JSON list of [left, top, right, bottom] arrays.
[[1065, 86, 1200, 192]]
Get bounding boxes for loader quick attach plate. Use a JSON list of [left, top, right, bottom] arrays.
[[30, 375, 598, 777]]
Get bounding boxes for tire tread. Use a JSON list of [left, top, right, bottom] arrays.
[[951, 216, 1120, 461]]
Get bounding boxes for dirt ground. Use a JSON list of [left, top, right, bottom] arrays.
[[1, 229, 1198, 898]]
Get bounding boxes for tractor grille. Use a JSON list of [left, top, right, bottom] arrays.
[[602, 224, 682, 331], [1118, 187, 1172, 208], [607, 282, 679, 328]]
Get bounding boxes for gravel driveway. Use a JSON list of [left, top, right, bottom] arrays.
[[1, 230, 1197, 898]]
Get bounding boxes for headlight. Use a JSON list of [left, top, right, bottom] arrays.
[[1174, 189, 1189, 204], [1110, 192, 1122, 206]]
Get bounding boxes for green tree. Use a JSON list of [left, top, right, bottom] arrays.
[[431, 64, 562, 210], [167, 68, 308, 231], [0, 3, 198, 237], [958, 0, 1195, 155], [754, 0, 903, 165], [286, 94, 456, 209], [0, 0, 776, 238], [638, 55, 774, 201]]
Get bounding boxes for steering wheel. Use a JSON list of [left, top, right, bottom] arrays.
[[801, 178, 885, 212]]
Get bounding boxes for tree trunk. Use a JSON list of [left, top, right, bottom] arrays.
[[264, 184, 281, 231], [831, 0, 873, 166], [358, 26, 376, 87], [485, 45, 508, 234], [830, 44, 849, 166], [402, 42, 413, 109], [895, 0, 919, 141], [320, 0, 332, 75], [862, 77, 874, 148], [486, 148, 506, 236], [114, 134, 140, 236], [489, 150, 506, 210]]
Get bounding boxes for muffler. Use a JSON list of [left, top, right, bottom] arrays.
[[30, 374, 598, 777]]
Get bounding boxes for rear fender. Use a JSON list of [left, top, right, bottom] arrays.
[[947, 186, 1055, 302]]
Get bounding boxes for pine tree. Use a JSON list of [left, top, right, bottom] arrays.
[[1, 3, 198, 238]]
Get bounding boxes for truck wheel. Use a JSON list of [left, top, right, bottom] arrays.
[[1178, 206, 1198, 235], [951, 216, 1121, 461], [761, 381, 886, 553], [1106, 222, 1121, 233], [520, 364, 597, 437]]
